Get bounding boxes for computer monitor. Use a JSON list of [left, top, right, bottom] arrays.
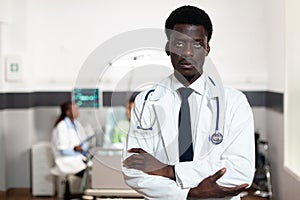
[[73, 88, 99, 108]]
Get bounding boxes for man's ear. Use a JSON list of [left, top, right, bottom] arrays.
[[165, 42, 170, 56], [206, 43, 210, 56]]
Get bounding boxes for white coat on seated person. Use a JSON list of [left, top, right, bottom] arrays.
[[51, 102, 89, 175]]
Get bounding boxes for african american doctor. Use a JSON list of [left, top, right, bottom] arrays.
[[122, 5, 255, 200]]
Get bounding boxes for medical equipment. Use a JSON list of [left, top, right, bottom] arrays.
[[253, 133, 273, 199], [85, 148, 143, 199], [136, 76, 224, 145], [208, 76, 223, 145], [136, 89, 155, 130], [209, 97, 223, 144]]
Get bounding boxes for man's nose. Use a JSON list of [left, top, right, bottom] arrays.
[[182, 43, 193, 57]]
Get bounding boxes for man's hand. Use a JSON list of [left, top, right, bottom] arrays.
[[123, 148, 175, 179], [188, 168, 248, 198]]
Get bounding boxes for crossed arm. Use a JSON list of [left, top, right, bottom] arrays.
[[123, 148, 248, 199], [122, 90, 254, 199]]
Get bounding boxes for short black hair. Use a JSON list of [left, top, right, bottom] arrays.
[[165, 5, 213, 42]]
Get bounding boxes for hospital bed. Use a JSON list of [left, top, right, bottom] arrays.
[[83, 106, 143, 199], [84, 147, 143, 198]]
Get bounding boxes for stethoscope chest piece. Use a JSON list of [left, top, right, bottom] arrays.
[[210, 132, 223, 145]]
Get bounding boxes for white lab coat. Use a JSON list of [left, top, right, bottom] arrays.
[[122, 74, 255, 200], [51, 119, 87, 175]]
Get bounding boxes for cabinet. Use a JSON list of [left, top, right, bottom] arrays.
[[31, 142, 55, 196]]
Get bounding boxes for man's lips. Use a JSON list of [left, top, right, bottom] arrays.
[[179, 60, 195, 69]]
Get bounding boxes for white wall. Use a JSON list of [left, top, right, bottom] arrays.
[[265, 0, 286, 198], [2, 109, 35, 188], [264, 0, 286, 198], [285, 0, 300, 176], [265, 0, 300, 199], [281, 0, 300, 199], [266, 0, 286, 93], [0, 1, 7, 191], [266, 110, 284, 199], [1, 0, 269, 92], [0, 111, 6, 191]]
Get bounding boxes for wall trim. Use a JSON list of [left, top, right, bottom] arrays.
[[0, 92, 71, 109], [243, 91, 283, 113], [0, 91, 283, 113]]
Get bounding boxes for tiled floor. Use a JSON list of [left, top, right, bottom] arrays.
[[0, 188, 270, 200]]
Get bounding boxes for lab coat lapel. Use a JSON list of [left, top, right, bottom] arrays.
[[194, 97, 216, 159], [151, 82, 179, 164], [195, 75, 220, 159]]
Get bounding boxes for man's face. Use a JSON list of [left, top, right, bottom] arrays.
[[168, 24, 210, 84]]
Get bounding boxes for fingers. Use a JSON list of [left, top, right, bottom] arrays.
[[210, 168, 226, 182], [210, 168, 248, 197], [125, 154, 145, 164], [124, 148, 148, 169], [220, 183, 248, 191], [128, 148, 147, 153], [123, 154, 146, 169], [220, 183, 249, 197]]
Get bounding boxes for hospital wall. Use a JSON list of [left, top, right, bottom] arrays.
[[0, 0, 270, 92], [0, 0, 299, 199], [266, 0, 300, 199]]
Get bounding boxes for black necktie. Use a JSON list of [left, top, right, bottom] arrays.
[[178, 87, 194, 162]]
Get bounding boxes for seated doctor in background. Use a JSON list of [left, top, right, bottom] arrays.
[[51, 101, 89, 176], [111, 94, 136, 148], [122, 5, 255, 200]]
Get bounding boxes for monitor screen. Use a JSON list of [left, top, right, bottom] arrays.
[[73, 88, 99, 108]]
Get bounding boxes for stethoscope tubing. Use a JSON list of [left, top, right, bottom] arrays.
[[136, 76, 223, 145]]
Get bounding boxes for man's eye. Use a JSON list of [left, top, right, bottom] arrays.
[[194, 42, 202, 49], [175, 41, 184, 47]]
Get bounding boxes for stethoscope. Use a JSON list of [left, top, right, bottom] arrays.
[[136, 88, 155, 131], [207, 76, 224, 145], [136, 76, 224, 145], [209, 97, 223, 144]]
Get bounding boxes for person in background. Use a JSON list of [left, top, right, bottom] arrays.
[[111, 94, 136, 148], [51, 101, 89, 176]]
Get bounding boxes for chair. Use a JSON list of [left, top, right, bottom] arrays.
[[50, 164, 85, 200], [31, 141, 81, 199]]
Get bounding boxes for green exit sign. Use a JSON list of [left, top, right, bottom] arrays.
[[5, 56, 22, 82], [10, 63, 19, 72]]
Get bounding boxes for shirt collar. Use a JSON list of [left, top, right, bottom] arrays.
[[64, 117, 77, 130], [171, 73, 206, 95]]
